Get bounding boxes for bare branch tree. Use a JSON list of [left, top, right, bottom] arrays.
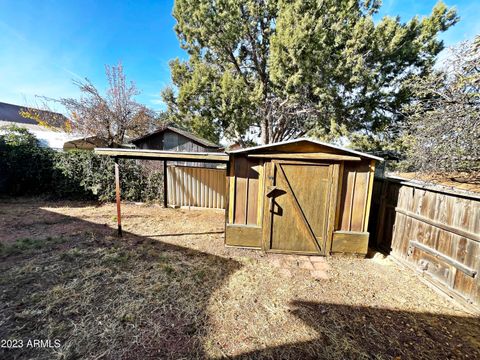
[[403, 36, 480, 181], [23, 63, 154, 147]]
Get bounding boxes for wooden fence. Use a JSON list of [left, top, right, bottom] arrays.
[[369, 176, 480, 309], [167, 165, 226, 209]]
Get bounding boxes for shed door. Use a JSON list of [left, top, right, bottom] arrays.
[[264, 161, 335, 255]]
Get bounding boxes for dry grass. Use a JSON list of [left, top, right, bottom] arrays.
[[0, 199, 478, 359]]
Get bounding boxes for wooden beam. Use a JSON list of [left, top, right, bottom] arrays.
[[228, 157, 236, 224], [331, 231, 369, 254], [256, 162, 265, 226], [326, 163, 340, 255], [248, 153, 361, 161], [225, 224, 262, 248], [410, 241, 477, 277], [334, 162, 344, 231], [114, 158, 122, 237], [95, 148, 229, 162], [396, 207, 480, 242], [363, 160, 376, 232], [163, 161, 168, 208], [261, 162, 274, 252]]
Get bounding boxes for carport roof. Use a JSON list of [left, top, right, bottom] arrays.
[[94, 147, 229, 163]]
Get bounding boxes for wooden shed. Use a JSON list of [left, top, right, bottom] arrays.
[[225, 139, 383, 256], [130, 125, 223, 167]]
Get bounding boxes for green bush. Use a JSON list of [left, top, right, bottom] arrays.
[[0, 126, 164, 202]]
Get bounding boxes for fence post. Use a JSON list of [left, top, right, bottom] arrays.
[[114, 157, 122, 237], [163, 160, 168, 208]]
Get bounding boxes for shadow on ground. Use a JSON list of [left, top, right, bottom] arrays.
[[0, 205, 241, 359], [0, 201, 479, 359], [228, 300, 480, 359]]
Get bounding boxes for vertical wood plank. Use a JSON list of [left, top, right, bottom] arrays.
[[363, 160, 376, 232], [163, 161, 168, 208], [326, 163, 340, 254], [334, 162, 344, 231], [257, 162, 265, 226], [374, 178, 479, 308], [114, 158, 122, 237], [228, 158, 236, 223]]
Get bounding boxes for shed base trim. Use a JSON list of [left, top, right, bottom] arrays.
[[225, 224, 262, 248], [331, 231, 369, 255]]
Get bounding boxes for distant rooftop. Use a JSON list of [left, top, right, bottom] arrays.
[[131, 125, 221, 149], [0, 102, 38, 125], [0, 101, 67, 126]]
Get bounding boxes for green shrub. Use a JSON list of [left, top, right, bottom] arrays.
[[0, 126, 164, 202]]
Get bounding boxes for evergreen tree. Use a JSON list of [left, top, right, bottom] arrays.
[[163, 0, 457, 145]]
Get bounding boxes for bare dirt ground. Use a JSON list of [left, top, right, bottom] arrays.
[[0, 198, 478, 359]]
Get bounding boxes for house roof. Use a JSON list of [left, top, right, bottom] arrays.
[[0, 102, 38, 124], [227, 138, 384, 161], [63, 136, 110, 150], [0, 101, 66, 126], [130, 125, 221, 149], [64, 136, 134, 150]]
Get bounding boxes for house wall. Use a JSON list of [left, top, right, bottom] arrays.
[[0, 120, 74, 150]]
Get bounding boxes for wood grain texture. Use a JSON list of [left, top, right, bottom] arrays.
[[334, 162, 345, 231], [95, 148, 228, 162], [363, 160, 376, 231], [232, 156, 260, 225], [248, 153, 361, 161], [351, 164, 369, 231], [370, 177, 480, 310], [331, 231, 369, 255], [228, 158, 235, 223], [225, 224, 262, 248], [338, 161, 371, 232], [325, 163, 340, 254], [256, 163, 265, 226], [262, 161, 275, 251], [268, 163, 320, 253], [266, 162, 338, 254]]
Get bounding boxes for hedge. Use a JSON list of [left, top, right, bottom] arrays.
[[0, 126, 164, 202]]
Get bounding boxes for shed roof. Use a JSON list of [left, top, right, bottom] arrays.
[[131, 125, 221, 149], [227, 138, 384, 161]]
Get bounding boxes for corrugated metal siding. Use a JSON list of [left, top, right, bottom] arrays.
[[167, 165, 226, 209]]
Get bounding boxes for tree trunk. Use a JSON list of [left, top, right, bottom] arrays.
[[260, 117, 269, 145]]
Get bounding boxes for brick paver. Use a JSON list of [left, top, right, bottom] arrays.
[[267, 253, 330, 280]]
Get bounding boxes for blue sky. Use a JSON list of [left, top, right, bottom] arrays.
[[0, 0, 479, 112]]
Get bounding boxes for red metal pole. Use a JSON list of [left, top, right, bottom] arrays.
[[114, 158, 122, 237]]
